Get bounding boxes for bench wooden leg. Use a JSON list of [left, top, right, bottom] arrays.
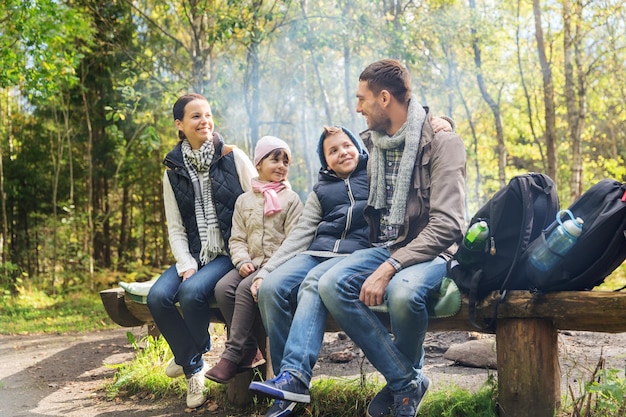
[[227, 369, 256, 404], [496, 318, 560, 417]]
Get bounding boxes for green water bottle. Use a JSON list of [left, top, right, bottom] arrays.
[[457, 221, 489, 266], [465, 221, 489, 249]]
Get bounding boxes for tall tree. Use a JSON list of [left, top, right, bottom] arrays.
[[469, 0, 507, 187], [563, 0, 586, 200], [532, 0, 558, 183]]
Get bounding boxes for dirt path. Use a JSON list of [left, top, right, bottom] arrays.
[[0, 327, 624, 416]]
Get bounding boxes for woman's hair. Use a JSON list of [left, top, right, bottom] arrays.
[[358, 59, 411, 104], [172, 93, 209, 140]]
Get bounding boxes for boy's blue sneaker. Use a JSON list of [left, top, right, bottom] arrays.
[[366, 385, 393, 417], [265, 399, 296, 417], [391, 376, 430, 417], [249, 371, 310, 403]]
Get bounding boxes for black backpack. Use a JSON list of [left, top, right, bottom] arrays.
[[524, 179, 626, 292], [447, 173, 560, 329]]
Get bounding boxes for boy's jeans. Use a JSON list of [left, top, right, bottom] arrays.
[[258, 254, 344, 383]]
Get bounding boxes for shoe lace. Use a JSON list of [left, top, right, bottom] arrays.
[[187, 373, 204, 394], [392, 397, 416, 417], [274, 371, 292, 386]]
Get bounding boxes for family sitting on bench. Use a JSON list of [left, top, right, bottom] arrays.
[[147, 59, 464, 417]]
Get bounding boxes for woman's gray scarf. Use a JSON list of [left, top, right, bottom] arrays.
[[181, 138, 225, 265], [368, 94, 426, 226]]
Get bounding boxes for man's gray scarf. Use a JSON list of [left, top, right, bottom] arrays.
[[368, 94, 426, 226], [181, 138, 224, 265]]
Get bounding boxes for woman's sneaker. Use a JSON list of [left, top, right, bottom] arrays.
[[165, 357, 184, 378], [265, 399, 296, 417], [186, 363, 209, 408], [248, 371, 310, 403]]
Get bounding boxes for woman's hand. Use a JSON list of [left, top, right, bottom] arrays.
[[250, 278, 263, 302], [182, 268, 197, 282]]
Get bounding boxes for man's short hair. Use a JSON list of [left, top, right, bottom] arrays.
[[359, 59, 412, 104]]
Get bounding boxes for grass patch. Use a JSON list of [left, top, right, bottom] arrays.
[[104, 333, 187, 400], [0, 287, 118, 334], [308, 376, 381, 416], [107, 333, 500, 416], [418, 376, 498, 417]]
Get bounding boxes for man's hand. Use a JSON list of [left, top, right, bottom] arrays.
[[182, 268, 197, 282], [239, 262, 256, 277], [359, 262, 396, 306], [251, 278, 263, 302]]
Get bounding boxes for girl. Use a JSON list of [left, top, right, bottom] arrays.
[[207, 136, 303, 383]]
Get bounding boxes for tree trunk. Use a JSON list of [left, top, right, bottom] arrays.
[[532, 0, 558, 184], [469, 0, 506, 188], [300, 0, 332, 124], [516, 0, 544, 170], [81, 64, 95, 290], [245, 40, 260, 150], [563, 0, 586, 201], [0, 90, 9, 267], [343, 39, 356, 130]]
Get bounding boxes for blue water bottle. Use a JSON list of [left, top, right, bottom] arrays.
[[528, 210, 584, 272]]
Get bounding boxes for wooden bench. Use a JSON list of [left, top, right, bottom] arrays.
[[100, 287, 626, 417]]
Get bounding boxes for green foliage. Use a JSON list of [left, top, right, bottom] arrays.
[[0, 288, 116, 334], [584, 368, 626, 416], [562, 358, 626, 417], [0, 0, 94, 93]]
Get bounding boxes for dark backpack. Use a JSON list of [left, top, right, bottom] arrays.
[[524, 179, 626, 292], [447, 172, 560, 329]]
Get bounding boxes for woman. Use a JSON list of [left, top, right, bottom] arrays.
[[147, 93, 256, 409]]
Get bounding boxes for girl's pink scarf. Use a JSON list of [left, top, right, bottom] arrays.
[[252, 179, 286, 215]]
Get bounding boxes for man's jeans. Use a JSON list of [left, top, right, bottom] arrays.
[[147, 255, 234, 376], [258, 254, 344, 384], [318, 247, 446, 392]]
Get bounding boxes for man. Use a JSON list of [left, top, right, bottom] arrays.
[[316, 59, 466, 417]]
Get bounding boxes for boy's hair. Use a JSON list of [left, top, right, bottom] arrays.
[[321, 125, 344, 140], [359, 59, 411, 104]]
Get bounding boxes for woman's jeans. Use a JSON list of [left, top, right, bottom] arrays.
[[318, 247, 446, 392], [257, 254, 344, 384], [147, 255, 234, 376]]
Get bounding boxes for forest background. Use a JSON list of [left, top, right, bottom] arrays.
[[0, 0, 624, 296]]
